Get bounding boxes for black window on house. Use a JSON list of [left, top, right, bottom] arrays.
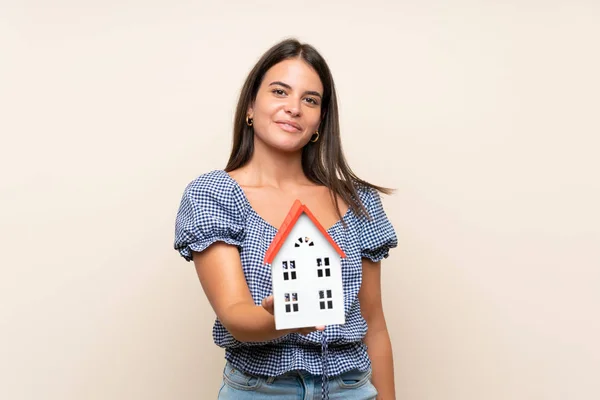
[[317, 257, 331, 278], [283, 260, 297, 280], [295, 236, 314, 247], [319, 289, 334, 310], [285, 292, 299, 313], [290, 260, 296, 279]]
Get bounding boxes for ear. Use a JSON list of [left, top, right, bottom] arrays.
[[247, 105, 254, 119]]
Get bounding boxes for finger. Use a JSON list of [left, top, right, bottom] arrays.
[[298, 327, 319, 335], [261, 295, 274, 314], [299, 325, 325, 336]]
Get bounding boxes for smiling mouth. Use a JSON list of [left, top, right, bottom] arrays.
[[275, 122, 302, 133]]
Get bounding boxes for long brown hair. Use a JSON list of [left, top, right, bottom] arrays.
[[225, 38, 392, 220]]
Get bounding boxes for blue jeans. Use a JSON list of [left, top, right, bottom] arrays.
[[218, 362, 378, 399]]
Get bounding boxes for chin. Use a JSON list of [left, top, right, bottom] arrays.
[[271, 140, 305, 153], [261, 132, 306, 153]]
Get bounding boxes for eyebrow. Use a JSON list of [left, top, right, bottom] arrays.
[[269, 81, 322, 98]]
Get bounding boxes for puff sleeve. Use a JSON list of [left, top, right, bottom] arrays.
[[174, 176, 245, 261], [359, 187, 398, 262]]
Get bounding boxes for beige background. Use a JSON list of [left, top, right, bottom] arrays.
[[1, 1, 599, 399]]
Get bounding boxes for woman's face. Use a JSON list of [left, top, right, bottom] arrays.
[[248, 58, 323, 153]]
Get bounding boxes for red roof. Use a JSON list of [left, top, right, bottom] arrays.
[[263, 200, 347, 265]]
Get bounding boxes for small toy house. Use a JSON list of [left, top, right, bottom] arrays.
[[264, 200, 346, 330]]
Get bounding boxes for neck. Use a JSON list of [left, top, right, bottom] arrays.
[[240, 138, 308, 188]]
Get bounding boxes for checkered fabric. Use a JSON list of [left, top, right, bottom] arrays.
[[174, 170, 397, 377]]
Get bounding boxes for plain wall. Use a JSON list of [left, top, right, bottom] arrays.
[[1, 1, 599, 399]]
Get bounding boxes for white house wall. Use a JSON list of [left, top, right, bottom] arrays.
[[271, 214, 345, 330]]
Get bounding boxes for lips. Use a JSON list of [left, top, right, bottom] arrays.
[[275, 120, 302, 133]]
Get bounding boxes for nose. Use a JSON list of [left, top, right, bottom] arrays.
[[284, 97, 301, 117]]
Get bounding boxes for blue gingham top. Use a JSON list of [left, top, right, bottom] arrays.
[[174, 170, 397, 377]]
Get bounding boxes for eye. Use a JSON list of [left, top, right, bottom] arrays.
[[272, 88, 286, 96], [304, 97, 319, 105]]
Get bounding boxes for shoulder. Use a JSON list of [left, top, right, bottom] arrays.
[[350, 184, 397, 259], [174, 170, 247, 260], [184, 169, 237, 197], [351, 184, 383, 219], [181, 170, 247, 217], [354, 184, 378, 204]]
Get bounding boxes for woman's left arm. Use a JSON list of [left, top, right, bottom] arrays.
[[358, 257, 396, 400]]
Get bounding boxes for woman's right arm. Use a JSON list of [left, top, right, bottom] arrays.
[[192, 242, 321, 343]]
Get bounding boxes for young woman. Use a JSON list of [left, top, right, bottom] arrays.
[[174, 38, 398, 399]]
